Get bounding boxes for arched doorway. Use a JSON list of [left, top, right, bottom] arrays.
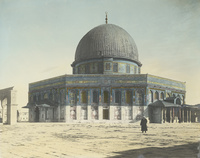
[[0, 87, 18, 125]]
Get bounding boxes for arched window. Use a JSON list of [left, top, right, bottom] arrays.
[[166, 93, 170, 98], [115, 91, 121, 103], [78, 66, 80, 74], [33, 95, 36, 102], [176, 98, 181, 105], [154, 91, 159, 100], [105, 63, 111, 70], [134, 66, 137, 74], [150, 90, 153, 103], [69, 91, 76, 105], [55, 93, 59, 102], [52, 93, 55, 101], [126, 90, 131, 104], [81, 91, 87, 103], [29, 95, 33, 102], [37, 94, 41, 101], [104, 91, 109, 103], [93, 91, 98, 103], [113, 63, 118, 72], [136, 90, 144, 105], [161, 92, 164, 100], [44, 93, 48, 99], [132, 90, 135, 102], [126, 64, 130, 73], [85, 64, 90, 74], [60, 91, 65, 104], [49, 93, 52, 100]]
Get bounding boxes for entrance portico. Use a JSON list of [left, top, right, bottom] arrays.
[[0, 87, 18, 125]]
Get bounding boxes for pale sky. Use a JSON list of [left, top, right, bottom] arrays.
[[0, 0, 200, 108]]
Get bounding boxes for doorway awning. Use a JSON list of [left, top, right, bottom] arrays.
[[23, 99, 58, 108], [22, 102, 37, 108], [149, 100, 181, 108], [36, 104, 51, 108]]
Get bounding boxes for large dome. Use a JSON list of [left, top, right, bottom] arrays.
[[74, 24, 140, 64]]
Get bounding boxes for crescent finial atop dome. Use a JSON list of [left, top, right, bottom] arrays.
[[105, 12, 108, 24]]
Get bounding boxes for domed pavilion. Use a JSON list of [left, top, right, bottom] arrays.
[[27, 20, 188, 123]]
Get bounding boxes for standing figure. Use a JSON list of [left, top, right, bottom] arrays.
[[140, 116, 147, 133]]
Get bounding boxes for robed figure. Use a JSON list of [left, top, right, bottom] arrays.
[[140, 117, 147, 133]]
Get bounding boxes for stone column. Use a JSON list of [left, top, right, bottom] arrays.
[[57, 106, 60, 122], [170, 108, 172, 123], [164, 108, 167, 123], [186, 109, 189, 122], [2, 102, 7, 124], [182, 109, 184, 123], [9, 90, 18, 125]]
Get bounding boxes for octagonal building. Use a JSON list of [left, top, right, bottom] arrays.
[[27, 22, 187, 123]]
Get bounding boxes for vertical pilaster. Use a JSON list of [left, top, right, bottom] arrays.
[[165, 108, 167, 123], [99, 106, 103, 120], [172, 108, 174, 123], [161, 107, 164, 123], [121, 89, 125, 106], [189, 109, 191, 123], [77, 105, 81, 120], [65, 105, 70, 122], [121, 106, 125, 120], [170, 108, 172, 123], [9, 90, 18, 125], [182, 109, 184, 122], [88, 105, 91, 120], [57, 106, 60, 121], [110, 106, 114, 120]]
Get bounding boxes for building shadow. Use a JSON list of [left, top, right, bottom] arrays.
[[107, 142, 199, 158]]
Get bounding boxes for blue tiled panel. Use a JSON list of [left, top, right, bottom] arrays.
[[29, 74, 185, 96], [147, 75, 185, 91]]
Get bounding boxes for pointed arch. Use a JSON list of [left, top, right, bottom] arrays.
[[161, 92, 164, 100], [154, 91, 159, 100]]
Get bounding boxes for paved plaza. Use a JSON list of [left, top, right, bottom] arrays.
[[0, 122, 200, 158]]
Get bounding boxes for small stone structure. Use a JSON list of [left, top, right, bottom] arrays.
[[17, 109, 29, 122], [0, 87, 18, 125]]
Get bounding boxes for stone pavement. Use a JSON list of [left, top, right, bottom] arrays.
[[0, 122, 200, 158]]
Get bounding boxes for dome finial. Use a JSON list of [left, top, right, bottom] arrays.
[[105, 12, 108, 24]]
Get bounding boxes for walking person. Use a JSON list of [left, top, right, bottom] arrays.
[[140, 116, 147, 133]]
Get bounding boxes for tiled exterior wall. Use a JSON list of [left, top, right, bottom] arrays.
[[72, 58, 140, 75], [28, 74, 186, 122]]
